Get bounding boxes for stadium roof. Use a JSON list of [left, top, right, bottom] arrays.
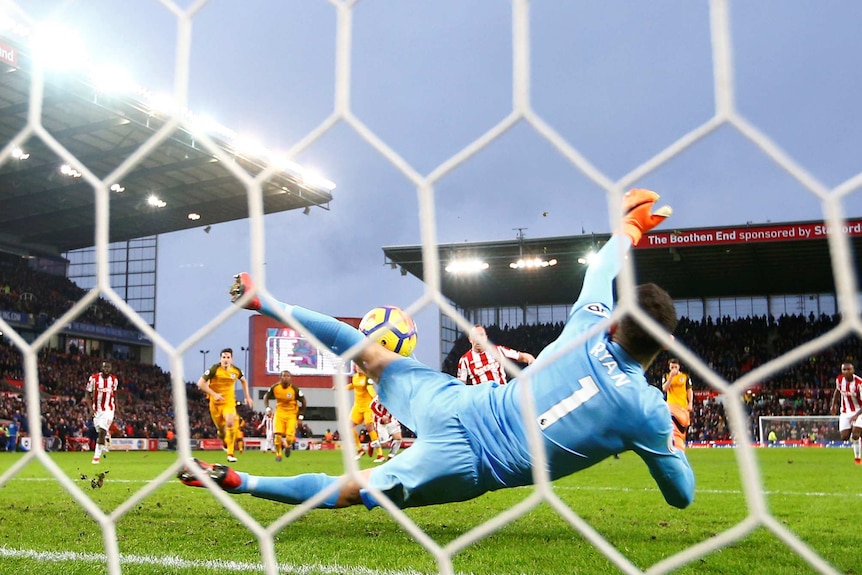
[[0, 34, 333, 256], [383, 219, 862, 309]]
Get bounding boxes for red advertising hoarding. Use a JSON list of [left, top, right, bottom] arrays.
[[638, 218, 862, 249]]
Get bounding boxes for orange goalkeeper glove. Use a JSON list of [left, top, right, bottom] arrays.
[[621, 188, 673, 246]]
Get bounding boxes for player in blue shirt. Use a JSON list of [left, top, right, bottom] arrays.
[[179, 189, 694, 510]]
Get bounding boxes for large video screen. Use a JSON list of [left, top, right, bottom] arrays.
[[265, 327, 351, 376]]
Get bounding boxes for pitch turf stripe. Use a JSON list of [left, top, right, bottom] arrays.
[[0, 546, 432, 575]]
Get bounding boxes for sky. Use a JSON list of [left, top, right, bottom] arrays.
[[14, 0, 862, 381]]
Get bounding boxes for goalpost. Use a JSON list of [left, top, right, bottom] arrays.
[[758, 415, 840, 446]]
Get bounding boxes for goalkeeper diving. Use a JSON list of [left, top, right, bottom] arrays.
[[179, 189, 694, 511]]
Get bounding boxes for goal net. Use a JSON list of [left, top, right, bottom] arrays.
[[0, 1, 858, 575], [758, 416, 841, 446]]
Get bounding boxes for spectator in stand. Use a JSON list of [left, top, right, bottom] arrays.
[[457, 325, 535, 386], [661, 358, 693, 450], [830, 361, 862, 465], [83, 361, 119, 464]]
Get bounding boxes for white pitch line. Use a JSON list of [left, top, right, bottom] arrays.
[[10, 477, 150, 483], [547, 485, 862, 498], [0, 546, 434, 575], [10, 477, 860, 498]]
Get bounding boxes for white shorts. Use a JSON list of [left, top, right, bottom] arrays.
[[377, 420, 402, 444], [93, 410, 114, 433]]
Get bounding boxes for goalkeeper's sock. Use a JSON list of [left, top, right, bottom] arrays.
[[853, 438, 861, 459], [258, 301, 364, 355], [242, 473, 341, 508]]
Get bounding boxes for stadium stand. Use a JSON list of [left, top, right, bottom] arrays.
[[0, 253, 137, 332], [0, 251, 852, 450]]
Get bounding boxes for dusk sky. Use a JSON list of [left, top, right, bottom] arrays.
[[18, 1, 862, 380]]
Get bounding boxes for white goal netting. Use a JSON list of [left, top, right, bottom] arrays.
[[0, 1, 859, 574]]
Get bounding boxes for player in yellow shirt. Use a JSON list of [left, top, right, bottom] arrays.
[[264, 370, 307, 462], [662, 358, 693, 450], [346, 368, 385, 462], [197, 348, 252, 462]]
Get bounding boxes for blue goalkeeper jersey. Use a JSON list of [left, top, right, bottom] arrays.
[[459, 235, 694, 508]]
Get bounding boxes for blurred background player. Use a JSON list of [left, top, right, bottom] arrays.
[[346, 367, 385, 461], [233, 407, 246, 455], [830, 361, 862, 464], [83, 361, 118, 464], [370, 396, 403, 460], [196, 348, 252, 463], [257, 406, 275, 453], [457, 325, 535, 385], [661, 358, 693, 450], [264, 370, 306, 461]]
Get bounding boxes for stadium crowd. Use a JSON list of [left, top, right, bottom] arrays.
[[0, 266, 138, 332]]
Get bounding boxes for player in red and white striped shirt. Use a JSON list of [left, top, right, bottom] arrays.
[[830, 362, 862, 465], [83, 361, 119, 464], [370, 397, 403, 461], [457, 325, 535, 386], [257, 407, 275, 453]]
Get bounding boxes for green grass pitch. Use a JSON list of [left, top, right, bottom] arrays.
[[0, 448, 858, 574]]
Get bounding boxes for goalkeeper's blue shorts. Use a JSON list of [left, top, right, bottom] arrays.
[[361, 358, 531, 509]]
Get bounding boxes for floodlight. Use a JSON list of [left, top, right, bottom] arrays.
[[302, 169, 336, 191], [60, 164, 82, 178], [147, 92, 179, 116], [31, 23, 86, 71], [445, 259, 489, 274], [89, 63, 136, 94], [578, 251, 597, 266], [509, 257, 557, 269], [233, 135, 267, 158]]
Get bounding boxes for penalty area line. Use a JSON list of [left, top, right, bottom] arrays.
[[0, 546, 436, 575]]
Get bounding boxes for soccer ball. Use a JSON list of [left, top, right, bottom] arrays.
[[359, 305, 418, 357]]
